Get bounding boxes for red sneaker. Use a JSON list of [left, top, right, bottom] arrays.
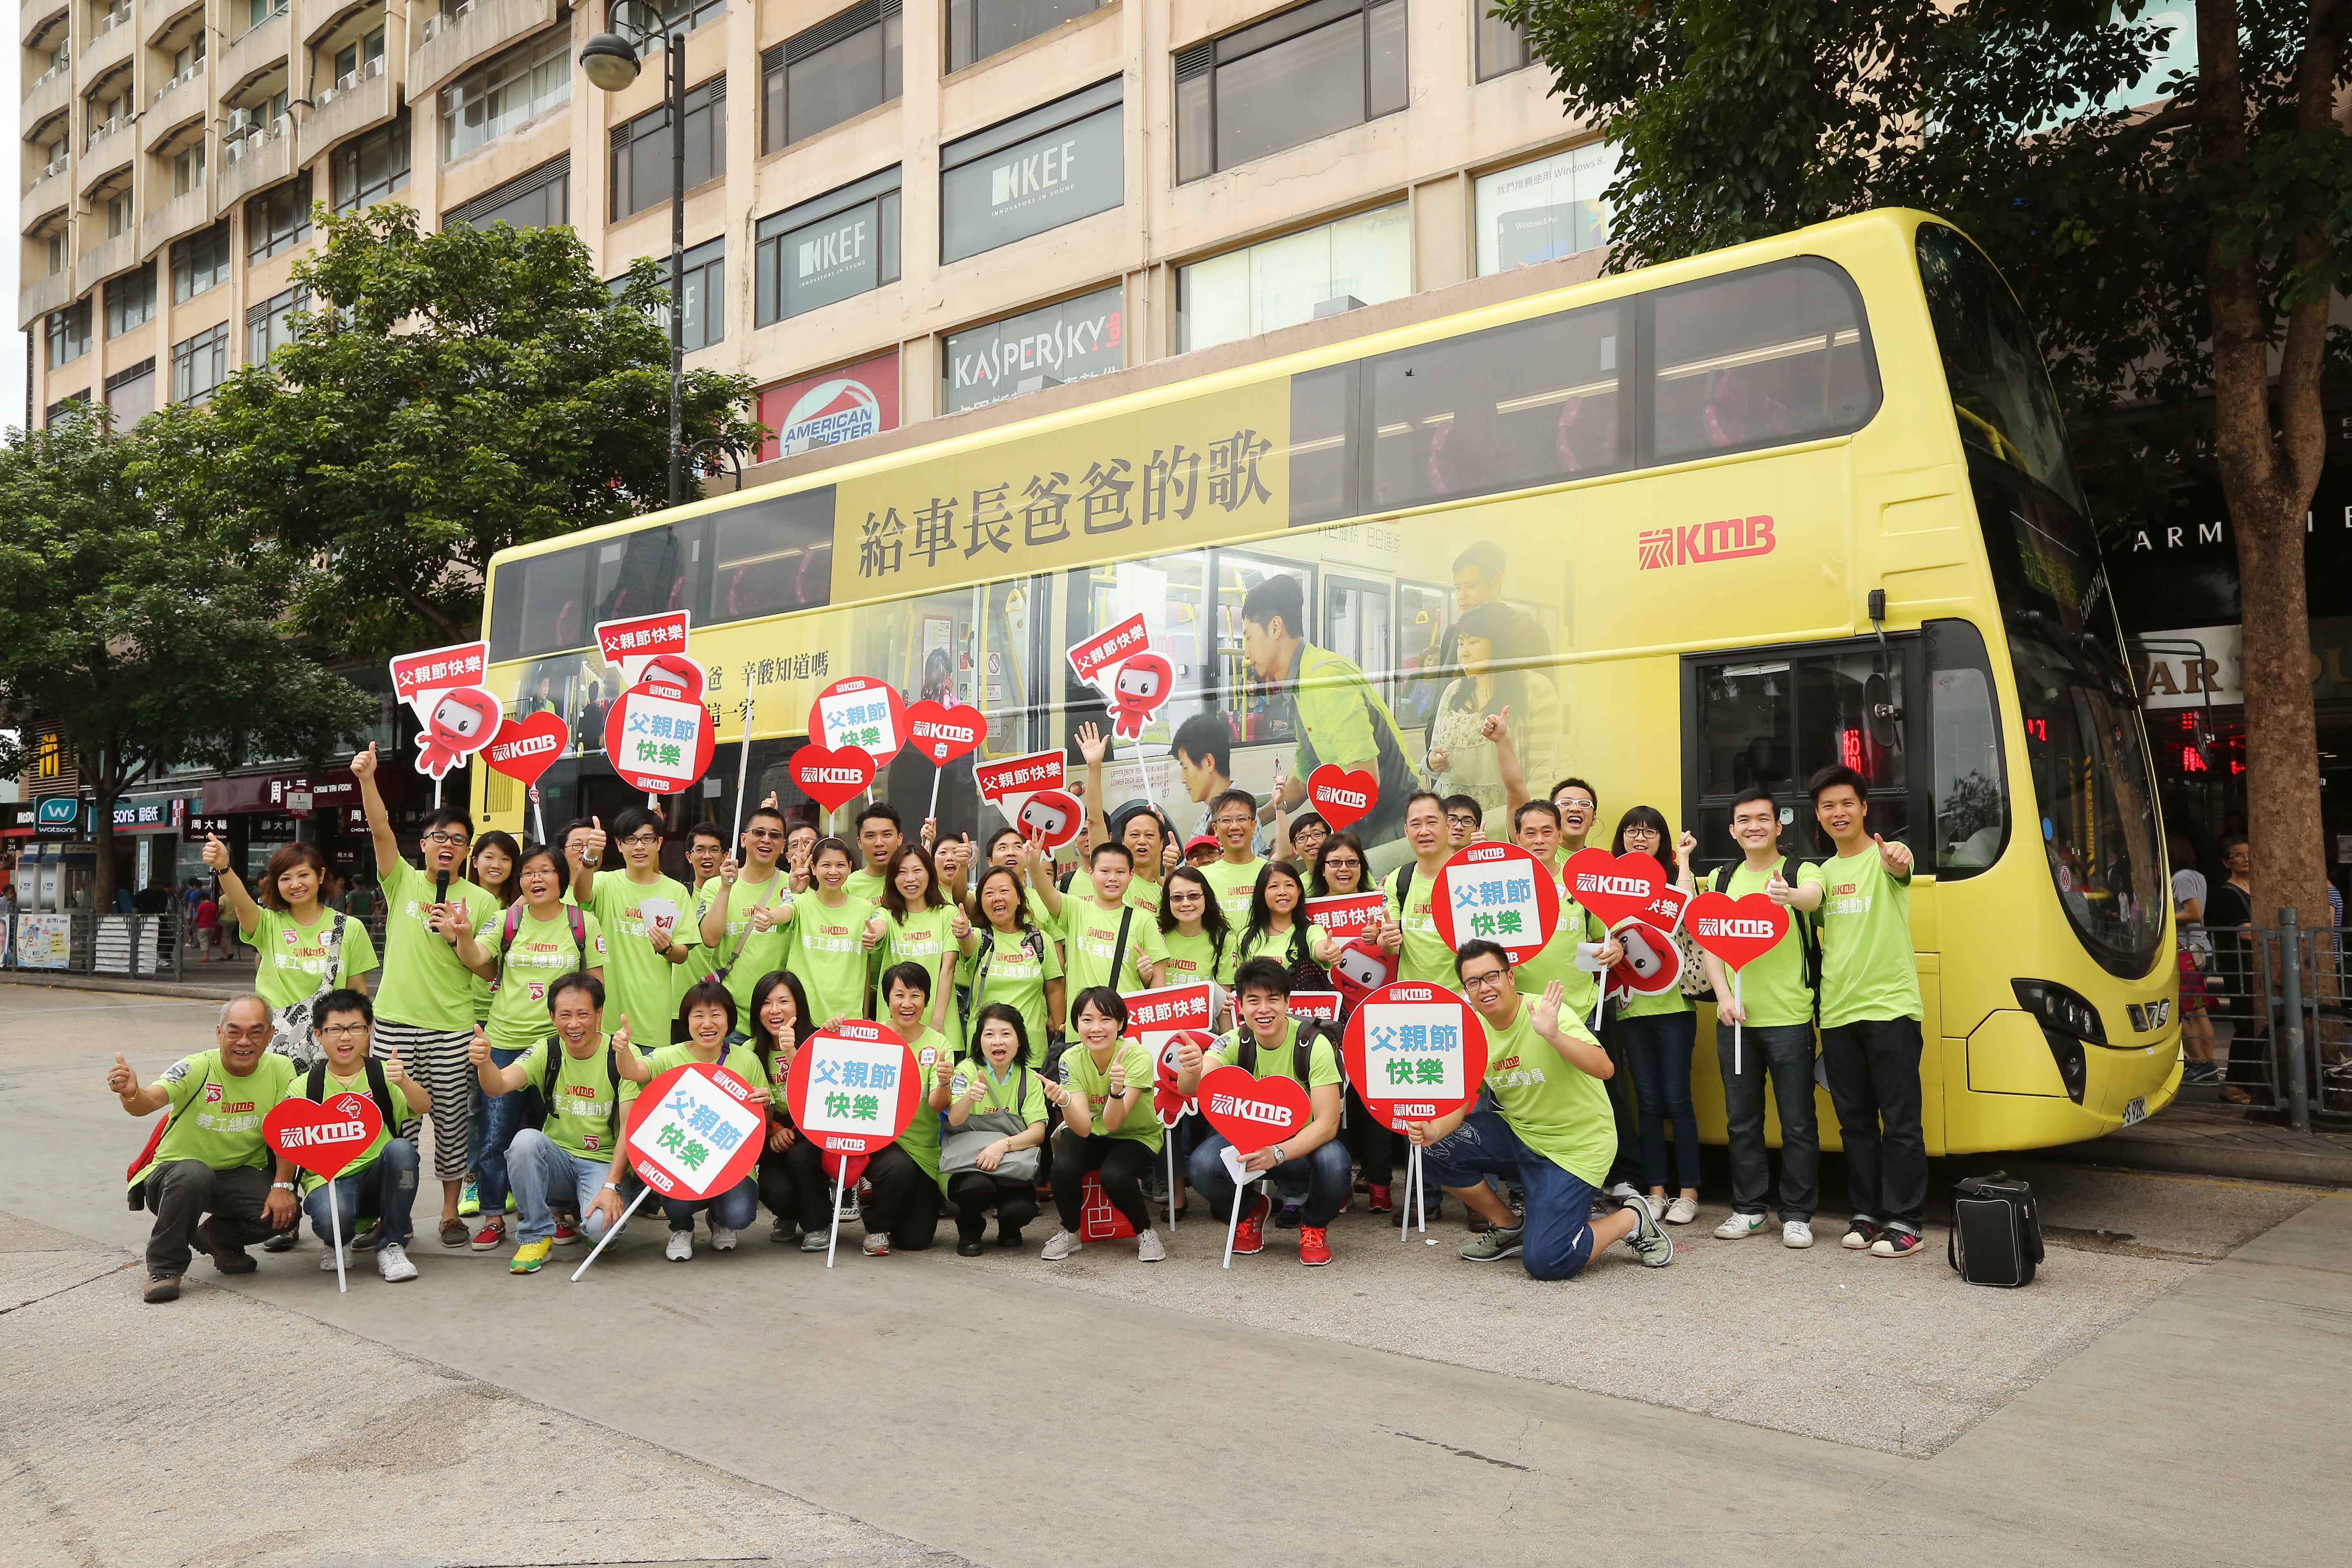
[[469, 1220, 506, 1252], [552, 1220, 581, 1246], [1367, 1184, 1394, 1213], [1298, 1225, 1332, 1267], [1232, 1194, 1271, 1255]]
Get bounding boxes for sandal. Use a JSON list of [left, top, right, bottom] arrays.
[[2219, 1085, 2254, 1105], [439, 1217, 471, 1247]]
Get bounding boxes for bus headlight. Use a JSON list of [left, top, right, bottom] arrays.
[[2013, 978, 2104, 1105]]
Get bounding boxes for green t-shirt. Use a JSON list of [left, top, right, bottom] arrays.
[[1067, 867, 1164, 920], [843, 867, 888, 904], [880, 905, 966, 1051], [135, 1049, 297, 1184], [1382, 862, 1453, 989], [375, 859, 501, 1032], [286, 1067, 415, 1195], [583, 869, 694, 1046], [1513, 893, 1606, 1020], [1060, 895, 1168, 995], [476, 907, 609, 1051], [1707, 861, 1813, 1028], [673, 875, 723, 1009], [1059, 1037, 1163, 1152], [695, 869, 794, 1016], [884, 1025, 952, 1182], [1200, 858, 1265, 927], [782, 890, 879, 1025], [947, 1058, 1049, 1125], [1480, 1002, 1615, 1187], [240, 908, 379, 1013], [1206, 1017, 1343, 1090], [1236, 921, 1328, 974], [1290, 641, 1412, 786], [962, 924, 1062, 1058], [1159, 927, 1233, 988], [1800, 850, 1923, 1027], [644, 1040, 774, 1112], [516, 1034, 636, 1161]]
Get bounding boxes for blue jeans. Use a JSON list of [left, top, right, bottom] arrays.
[[475, 1047, 541, 1216], [663, 1175, 758, 1234], [1620, 1010, 1700, 1191], [1425, 1107, 1600, 1280], [303, 1138, 420, 1248], [506, 1128, 632, 1245], [1188, 1134, 1351, 1228]]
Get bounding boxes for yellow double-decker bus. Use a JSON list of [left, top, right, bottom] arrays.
[[476, 207, 2177, 1153]]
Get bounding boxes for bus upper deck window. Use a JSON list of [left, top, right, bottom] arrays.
[[710, 489, 835, 624], [488, 543, 591, 663], [1647, 258, 1879, 464]]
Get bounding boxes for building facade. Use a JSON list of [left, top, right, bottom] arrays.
[[21, 0, 1615, 438]]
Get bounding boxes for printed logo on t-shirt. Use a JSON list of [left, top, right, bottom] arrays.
[[1487, 1052, 1545, 1091], [203, 1080, 223, 1105], [283, 929, 299, 947]]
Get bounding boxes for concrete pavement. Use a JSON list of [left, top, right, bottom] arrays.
[[4, 985, 2346, 1567]]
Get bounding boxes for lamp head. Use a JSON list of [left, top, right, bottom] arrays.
[[579, 31, 643, 92]]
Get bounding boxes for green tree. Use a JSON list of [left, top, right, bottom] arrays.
[[0, 410, 373, 910], [150, 203, 761, 664], [1501, 0, 2350, 925]]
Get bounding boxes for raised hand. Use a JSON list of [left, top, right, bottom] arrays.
[[350, 742, 378, 781], [1675, 829, 1698, 866], [200, 833, 229, 873], [385, 1047, 411, 1088], [948, 904, 971, 941], [612, 1020, 632, 1056], [1173, 1034, 1204, 1074], [1107, 1059, 1127, 1096], [860, 913, 885, 951], [1875, 833, 1913, 874], [1426, 749, 1449, 775], [719, 853, 740, 886], [467, 1027, 492, 1069], [581, 817, 608, 867], [1076, 722, 1107, 765], [1594, 937, 1624, 969], [1531, 979, 1564, 1038], [920, 817, 937, 849], [107, 1052, 138, 1097], [1766, 870, 1794, 906], [748, 902, 784, 932], [439, 899, 474, 942], [1479, 705, 1512, 744]]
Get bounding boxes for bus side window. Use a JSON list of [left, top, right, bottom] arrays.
[[1647, 258, 1880, 465], [709, 489, 835, 625], [488, 543, 591, 663], [1925, 619, 2009, 878], [592, 521, 706, 625], [1686, 642, 1911, 864]]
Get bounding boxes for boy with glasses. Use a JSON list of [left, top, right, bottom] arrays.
[[697, 805, 796, 1016], [569, 807, 693, 1049], [1441, 795, 1484, 851], [278, 990, 427, 1283]]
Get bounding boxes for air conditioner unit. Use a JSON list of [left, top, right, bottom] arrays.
[[225, 106, 254, 133], [317, 84, 341, 107], [267, 115, 289, 139]]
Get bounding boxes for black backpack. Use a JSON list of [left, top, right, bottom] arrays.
[[306, 1056, 403, 1138], [1704, 857, 1822, 1021], [538, 1035, 626, 1145], [1235, 1018, 1332, 1085]]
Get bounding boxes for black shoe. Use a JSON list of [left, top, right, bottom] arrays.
[[956, 1237, 984, 1257], [193, 1219, 255, 1275], [997, 1226, 1024, 1249], [1274, 1199, 1303, 1231], [143, 1275, 181, 1303], [260, 1229, 297, 1253]]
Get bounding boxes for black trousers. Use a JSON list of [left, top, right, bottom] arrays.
[[1598, 1016, 1642, 1188], [144, 1159, 273, 1278], [1341, 1085, 1394, 1186], [758, 1137, 830, 1233], [1819, 1016, 1928, 1232], [1719, 1022, 1820, 1221], [862, 1143, 940, 1250], [948, 1170, 1039, 1244], [1048, 1128, 1155, 1233]]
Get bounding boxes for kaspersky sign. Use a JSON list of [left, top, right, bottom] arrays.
[[757, 351, 899, 462]]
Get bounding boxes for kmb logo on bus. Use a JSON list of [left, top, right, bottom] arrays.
[[1637, 514, 1777, 570]]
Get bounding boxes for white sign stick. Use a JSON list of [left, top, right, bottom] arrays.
[[825, 1163, 847, 1269], [1733, 971, 1744, 1077], [1416, 1147, 1429, 1234], [1165, 1140, 1178, 1228], [327, 1176, 345, 1294], [647, 791, 661, 810], [927, 767, 943, 822], [1221, 1185, 1245, 1269], [569, 1185, 655, 1281], [1399, 1144, 1412, 1241], [1592, 986, 1606, 1033], [432, 777, 442, 810], [731, 697, 756, 848], [528, 785, 546, 847]]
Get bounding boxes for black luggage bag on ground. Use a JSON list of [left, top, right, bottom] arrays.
[[1948, 1172, 2044, 1287]]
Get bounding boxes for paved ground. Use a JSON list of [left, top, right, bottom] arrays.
[[4, 984, 2348, 1567]]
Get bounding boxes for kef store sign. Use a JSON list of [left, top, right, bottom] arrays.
[[757, 352, 900, 461], [940, 80, 1124, 264]]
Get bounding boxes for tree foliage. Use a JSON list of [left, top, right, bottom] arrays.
[[149, 204, 761, 663]]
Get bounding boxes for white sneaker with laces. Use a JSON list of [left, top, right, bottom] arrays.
[[709, 1226, 738, 1253], [1040, 1228, 1083, 1261], [1136, 1229, 1165, 1263], [1783, 1221, 1815, 1249], [1714, 1212, 1767, 1239], [665, 1231, 693, 1263], [1608, 1181, 1642, 1205], [318, 1246, 346, 1273], [1619, 1193, 1674, 1267], [376, 1243, 417, 1282], [1664, 1195, 1699, 1225]]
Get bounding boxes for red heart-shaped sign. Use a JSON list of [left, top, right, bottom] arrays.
[[482, 711, 570, 786], [263, 1091, 385, 1181], [1196, 1064, 1312, 1155], [1561, 847, 1666, 929], [904, 699, 987, 764], [1684, 890, 1791, 972], [1306, 764, 1378, 833], [790, 744, 877, 812]]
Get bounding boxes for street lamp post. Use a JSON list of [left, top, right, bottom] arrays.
[[581, 4, 688, 508]]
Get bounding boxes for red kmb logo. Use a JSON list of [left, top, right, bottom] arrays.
[[1638, 514, 1777, 570]]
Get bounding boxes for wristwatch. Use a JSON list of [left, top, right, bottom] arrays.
[[601, 1181, 620, 1192], [270, 1181, 296, 1192], [1268, 1143, 1286, 1165]]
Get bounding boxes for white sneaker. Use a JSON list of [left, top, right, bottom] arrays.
[[318, 1246, 347, 1272], [1040, 1228, 1083, 1261], [709, 1226, 738, 1253], [1783, 1221, 1815, 1249], [376, 1243, 417, 1282], [1619, 1193, 1673, 1267], [1608, 1181, 1642, 1206], [1136, 1229, 1165, 1263], [837, 1189, 861, 1221], [665, 1230, 693, 1263], [1664, 1195, 1699, 1225], [1714, 1212, 1767, 1239]]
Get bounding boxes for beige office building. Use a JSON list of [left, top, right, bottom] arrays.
[[21, 0, 1615, 445]]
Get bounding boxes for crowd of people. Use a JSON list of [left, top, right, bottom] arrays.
[[114, 728, 1931, 1304]]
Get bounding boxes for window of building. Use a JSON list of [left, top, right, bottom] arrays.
[[334, 24, 386, 84], [172, 321, 231, 403], [45, 232, 66, 277], [609, 237, 724, 352], [106, 356, 156, 422], [753, 166, 900, 326], [1175, 0, 1406, 182], [762, 0, 901, 153], [104, 263, 155, 337], [947, 0, 1105, 73], [610, 76, 725, 218], [1473, 141, 1617, 274], [1177, 202, 1409, 352], [941, 282, 1123, 413], [170, 34, 206, 81], [173, 223, 232, 302], [247, 285, 310, 362], [105, 188, 134, 236], [938, 78, 1123, 263], [443, 154, 570, 229], [1474, 6, 1530, 80], [172, 139, 207, 196], [242, 0, 287, 31], [45, 393, 91, 427], [46, 301, 92, 368], [649, 0, 728, 36], [441, 27, 571, 163], [245, 174, 314, 262], [331, 114, 411, 212]]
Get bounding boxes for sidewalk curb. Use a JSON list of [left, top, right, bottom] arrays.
[[2036, 1133, 2352, 1189], [0, 971, 245, 1004]]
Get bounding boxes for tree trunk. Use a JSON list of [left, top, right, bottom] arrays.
[[2231, 497, 2332, 928], [89, 786, 118, 915]]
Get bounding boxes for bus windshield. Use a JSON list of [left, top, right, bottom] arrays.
[[1920, 224, 2164, 977]]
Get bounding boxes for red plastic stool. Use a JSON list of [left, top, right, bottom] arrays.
[[1078, 1173, 1136, 1241]]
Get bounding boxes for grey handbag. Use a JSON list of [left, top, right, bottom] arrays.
[[940, 1067, 1040, 1181]]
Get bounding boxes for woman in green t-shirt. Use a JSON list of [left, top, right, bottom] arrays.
[[1236, 861, 1336, 979], [641, 980, 767, 1260], [855, 962, 953, 1258], [960, 865, 1064, 1059], [779, 837, 880, 1025], [934, 1002, 1047, 1255], [205, 837, 379, 1019], [1608, 806, 1701, 1225], [866, 843, 977, 1049], [464, 833, 522, 1027], [1038, 987, 1164, 1263], [1156, 865, 1234, 990], [745, 970, 830, 1252]]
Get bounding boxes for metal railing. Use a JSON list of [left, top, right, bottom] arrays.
[[4, 905, 392, 984], [2192, 914, 2350, 1131]]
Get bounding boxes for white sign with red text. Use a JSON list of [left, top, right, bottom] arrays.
[[595, 612, 691, 686]]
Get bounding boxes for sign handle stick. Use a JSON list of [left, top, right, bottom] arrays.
[[1400, 1144, 1412, 1241], [1592, 987, 1606, 1034], [1165, 1139, 1177, 1228], [927, 766, 943, 823], [432, 776, 442, 810], [327, 1176, 345, 1294], [647, 791, 661, 811], [529, 786, 545, 847], [1733, 971, 1744, 1078], [1221, 1178, 1247, 1270], [825, 1163, 847, 1269], [569, 1185, 654, 1281], [730, 697, 757, 848], [1415, 1145, 1429, 1235]]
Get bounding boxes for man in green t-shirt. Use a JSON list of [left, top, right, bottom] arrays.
[[1402, 941, 1673, 1277], [281, 989, 428, 1283], [1376, 792, 1457, 988], [845, 802, 903, 903], [1696, 784, 1820, 1247], [1239, 573, 1416, 862], [675, 821, 729, 1009], [111, 994, 299, 1302], [697, 803, 795, 1015], [1787, 765, 1924, 1258], [1198, 788, 1266, 929], [1034, 840, 1167, 999], [570, 805, 694, 1048]]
